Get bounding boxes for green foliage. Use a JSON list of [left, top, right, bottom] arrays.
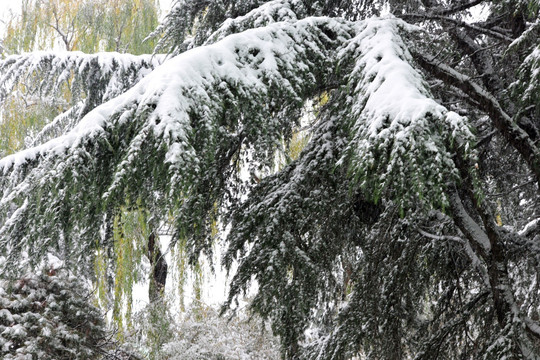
[[0, 92, 57, 157], [75, 0, 160, 55], [512, 42, 540, 118], [111, 210, 148, 340], [171, 237, 189, 313], [0, 17, 349, 272], [339, 19, 475, 210]]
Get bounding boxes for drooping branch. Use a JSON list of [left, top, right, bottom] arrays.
[[418, 227, 490, 285], [415, 290, 490, 359], [341, 18, 475, 209], [0, 51, 164, 117], [448, 190, 515, 328], [447, 148, 540, 342], [0, 17, 351, 275]]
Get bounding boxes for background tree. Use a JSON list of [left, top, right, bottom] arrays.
[[0, 0, 160, 157], [1, 0, 159, 54], [0, 0, 539, 359]]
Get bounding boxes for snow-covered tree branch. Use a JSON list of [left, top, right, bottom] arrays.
[[0, 0, 539, 358]]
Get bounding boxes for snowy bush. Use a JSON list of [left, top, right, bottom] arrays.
[[124, 301, 279, 360], [0, 268, 109, 359], [161, 307, 279, 360]]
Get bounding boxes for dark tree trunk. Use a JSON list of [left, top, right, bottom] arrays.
[[147, 231, 168, 303]]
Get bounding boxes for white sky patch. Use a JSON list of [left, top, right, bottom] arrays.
[[129, 233, 232, 315], [0, 0, 21, 37], [380, 2, 391, 16], [158, 0, 174, 19], [465, 2, 491, 23]]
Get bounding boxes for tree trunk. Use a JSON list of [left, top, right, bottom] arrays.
[[147, 231, 168, 303]]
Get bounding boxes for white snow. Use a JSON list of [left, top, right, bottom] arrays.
[[341, 17, 473, 206], [519, 217, 540, 237], [0, 16, 348, 210]]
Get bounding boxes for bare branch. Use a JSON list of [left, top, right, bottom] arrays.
[[401, 13, 514, 42], [414, 53, 540, 183], [519, 218, 540, 237], [417, 228, 465, 244], [487, 180, 537, 198], [431, 0, 485, 16]]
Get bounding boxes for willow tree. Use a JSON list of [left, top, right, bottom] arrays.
[[1, 0, 540, 359], [1, 0, 160, 54], [0, 0, 160, 157]]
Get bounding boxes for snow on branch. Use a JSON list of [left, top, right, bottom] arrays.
[[150, 0, 310, 56], [30, 102, 86, 146], [342, 18, 475, 209], [203, 0, 306, 45], [401, 13, 514, 42], [514, 43, 540, 113], [0, 17, 351, 268], [519, 217, 540, 237], [0, 51, 164, 113]]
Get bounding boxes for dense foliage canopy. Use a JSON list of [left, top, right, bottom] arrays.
[[1, 0, 540, 358]]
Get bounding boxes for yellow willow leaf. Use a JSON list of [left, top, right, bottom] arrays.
[[287, 265, 294, 280], [318, 90, 330, 106], [113, 212, 129, 337], [175, 239, 188, 312], [93, 247, 108, 309], [289, 131, 309, 161], [496, 200, 503, 226], [193, 261, 205, 321], [210, 201, 219, 238], [4, 0, 157, 54]]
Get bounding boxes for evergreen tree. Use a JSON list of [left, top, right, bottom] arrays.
[[0, 265, 110, 359], [1, 0, 540, 358]]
